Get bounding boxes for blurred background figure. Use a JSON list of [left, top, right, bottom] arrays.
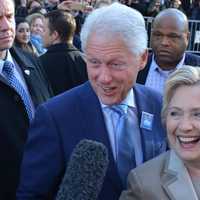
[[129, 0, 148, 16], [14, 17, 39, 56], [45, 0, 60, 11], [169, 0, 184, 11], [189, 0, 200, 20], [57, 0, 94, 50], [40, 10, 88, 96], [27, 0, 47, 15], [15, 0, 47, 17], [93, 0, 113, 8], [27, 0, 43, 11], [26, 13, 46, 55], [146, 0, 169, 17]]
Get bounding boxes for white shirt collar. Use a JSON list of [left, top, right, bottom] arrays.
[[151, 53, 186, 73], [0, 50, 16, 73]]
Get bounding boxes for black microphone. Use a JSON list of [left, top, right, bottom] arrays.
[[56, 139, 109, 200]]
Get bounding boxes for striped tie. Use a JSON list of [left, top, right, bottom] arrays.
[[111, 104, 136, 187], [2, 61, 33, 121]]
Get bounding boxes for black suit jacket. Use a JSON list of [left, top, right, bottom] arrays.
[[137, 52, 200, 84], [0, 46, 52, 200], [39, 43, 88, 96]]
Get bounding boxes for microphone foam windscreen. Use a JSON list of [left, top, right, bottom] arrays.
[[56, 139, 109, 200]]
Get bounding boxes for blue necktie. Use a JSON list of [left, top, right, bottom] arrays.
[[111, 104, 136, 187], [2, 61, 33, 121]]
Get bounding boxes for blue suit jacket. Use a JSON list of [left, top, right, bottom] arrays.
[[17, 81, 167, 200]]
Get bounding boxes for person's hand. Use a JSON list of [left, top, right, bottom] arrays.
[[83, 4, 93, 13], [171, 0, 181, 8], [57, 0, 73, 11], [58, 0, 93, 13]]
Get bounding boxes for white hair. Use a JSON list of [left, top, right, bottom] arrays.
[[80, 2, 147, 55]]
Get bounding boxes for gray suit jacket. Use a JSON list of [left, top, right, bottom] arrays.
[[120, 150, 198, 200]]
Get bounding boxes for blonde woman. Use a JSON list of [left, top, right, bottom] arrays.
[[120, 66, 200, 200]]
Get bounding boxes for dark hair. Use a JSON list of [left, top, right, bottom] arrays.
[[15, 17, 30, 48], [14, 18, 38, 55], [27, 0, 44, 10], [15, 17, 28, 27], [44, 10, 76, 43], [28, 6, 46, 15]]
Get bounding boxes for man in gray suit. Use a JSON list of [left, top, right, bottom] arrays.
[[120, 66, 200, 200]]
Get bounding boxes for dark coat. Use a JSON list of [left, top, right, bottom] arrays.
[[39, 43, 88, 96], [0, 46, 52, 200], [137, 52, 200, 84]]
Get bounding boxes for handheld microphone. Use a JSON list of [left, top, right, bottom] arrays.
[[56, 139, 109, 200]]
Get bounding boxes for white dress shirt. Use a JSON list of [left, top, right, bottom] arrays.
[[145, 54, 185, 95], [101, 89, 143, 166]]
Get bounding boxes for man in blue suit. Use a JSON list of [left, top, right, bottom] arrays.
[[17, 3, 167, 200]]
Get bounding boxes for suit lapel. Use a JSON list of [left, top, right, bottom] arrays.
[[10, 47, 35, 84], [0, 48, 34, 88], [78, 82, 123, 191], [10, 47, 41, 105], [161, 150, 198, 200], [134, 85, 157, 161], [10, 47, 35, 71]]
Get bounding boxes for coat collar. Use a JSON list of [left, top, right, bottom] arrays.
[[161, 150, 198, 200], [10, 46, 35, 71], [46, 43, 78, 53], [0, 47, 34, 87]]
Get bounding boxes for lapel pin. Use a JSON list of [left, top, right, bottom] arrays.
[[140, 111, 154, 131], [24, 69, 30, 76]]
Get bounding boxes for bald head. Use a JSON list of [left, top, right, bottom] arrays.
[[151, 8, 189, 70], [153, 8, 188, 32]]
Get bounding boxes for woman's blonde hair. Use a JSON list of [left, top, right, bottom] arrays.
[[162, 66, 200, 124]]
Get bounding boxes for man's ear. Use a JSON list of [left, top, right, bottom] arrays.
[[187, 31, 190, 39], [51, 30, 60, 44], [186, 31, 190, 45], [139, 49, 148, 70]]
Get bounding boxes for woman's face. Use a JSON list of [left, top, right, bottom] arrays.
[[16, 22, 30, 44], [30, 17, 44, 36], [166, 85, 200, 167]]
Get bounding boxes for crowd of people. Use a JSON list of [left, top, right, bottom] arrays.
[[119, 0, 200, 19], [0, 0, 200, 200], [14, 0, 200, 19], [11, 0, 200, 57]]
